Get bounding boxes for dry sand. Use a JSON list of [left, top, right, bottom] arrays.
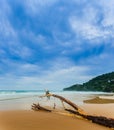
[[0, 96, 114, 130], [0, 110, 111, 130]]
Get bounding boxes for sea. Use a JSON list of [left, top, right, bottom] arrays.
[[0, 90, 112, 111]]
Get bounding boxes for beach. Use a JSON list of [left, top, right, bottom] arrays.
[[0, 110, 111, 130], [0, 91, 114, 130]]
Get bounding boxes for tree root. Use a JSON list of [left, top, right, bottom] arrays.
[[31, 103, 51, 112]]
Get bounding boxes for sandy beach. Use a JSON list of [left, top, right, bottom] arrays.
[[0, 110, 111, 130], [0, 92, 114, 130]]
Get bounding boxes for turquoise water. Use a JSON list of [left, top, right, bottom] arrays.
[[0, 90, 112, 111]]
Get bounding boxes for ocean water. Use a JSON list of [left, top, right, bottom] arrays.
[[0, 90, 112, 111]]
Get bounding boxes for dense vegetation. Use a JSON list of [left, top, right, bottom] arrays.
[[63, 72, 114, 92]]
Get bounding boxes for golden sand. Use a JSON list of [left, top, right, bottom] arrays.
[[0, 110, 111, 130], [1, 96, 114, 130]]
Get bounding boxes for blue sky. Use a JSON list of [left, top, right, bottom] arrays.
[[0, 0, 114, 90]]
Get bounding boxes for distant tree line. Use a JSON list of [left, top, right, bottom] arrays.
[[63, 72, 114, 92]]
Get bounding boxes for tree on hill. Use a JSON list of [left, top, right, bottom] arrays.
[[63, 72, 114, 92]]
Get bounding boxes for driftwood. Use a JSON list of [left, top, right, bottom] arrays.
[[32, 93, 114, 128], [32, 103, 51, 112], [65, 108, 114, 128], [52, 94, 82, 111]]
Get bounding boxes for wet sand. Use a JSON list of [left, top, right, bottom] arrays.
[[84, 96, 114, 104]]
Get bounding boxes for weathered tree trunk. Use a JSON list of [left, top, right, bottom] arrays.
[[32, 103, 51, 112], [52, 94, 83, 113], [52, 94, 79, 110], [32, 93, 114, 128], [65, 108, 114, 128]]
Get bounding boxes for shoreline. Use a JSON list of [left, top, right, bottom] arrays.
[[0, 93, 114, 130]]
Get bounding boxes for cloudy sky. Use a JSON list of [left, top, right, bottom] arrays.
[[0, 0, 114, 90]]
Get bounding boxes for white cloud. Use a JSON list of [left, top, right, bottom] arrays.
[[69, 16, 113, 43], [21, 29, 54, 51], [19, 63, 42, 75], [99, 0, 114, 27], [0, 65, 92, 90], [0, 1, 17, 45], [0, 0, 114, 90], [68, 0, 114, 43], [0, 56, 92, 90], [23, 0, 57, 15], [3, 60, 42, 77], [10, 46, 33, 59], [31, 58, 92, 89], [70, 17, 100, 40], [82, 4, 99, 24], [43, 66, 91, 83]]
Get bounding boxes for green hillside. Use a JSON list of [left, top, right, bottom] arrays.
[[63, 72, 114, 92]]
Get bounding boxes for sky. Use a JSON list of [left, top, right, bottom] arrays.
[[0, 0, 114, 90]]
